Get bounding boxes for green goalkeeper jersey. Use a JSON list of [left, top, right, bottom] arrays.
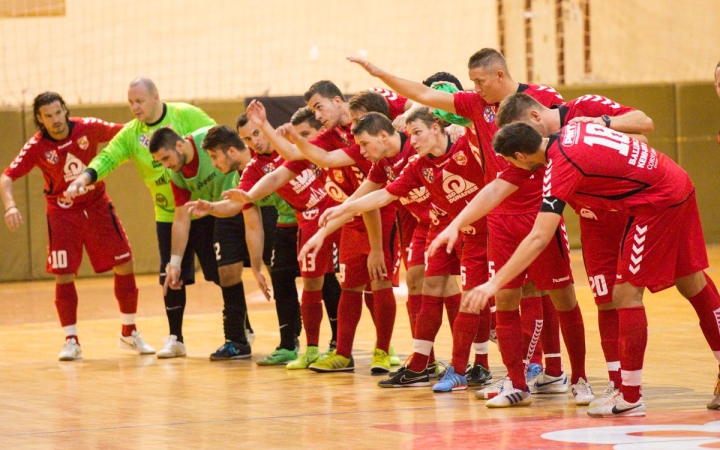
[[230, 171, 297, 226], [87, 102, 215, 222]]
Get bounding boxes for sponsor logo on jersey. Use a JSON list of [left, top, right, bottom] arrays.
[[460, 225, 476, 235], [442, 171, 478, 203], [44, 150, 59, 164], [392, 158, 406, 169], [196, 172, 217, 191], [310, 163, 323, 179], [384, 166, 396, 181], [139, 134, 150, 148], [401, 186, 430, 205], [483, 106, 496, 123], [338, 131, 352, 147], [261, 164, 275, 174], [421, 168, 434, 183], [452, 151, 468, 166], [580, 208, 597, 220], [77, 136, 89, 150], [154, 172, 170, 186], [156, 193, 169, 208], [324, 179, 348, 203], [552, 275, 571, 283], [302, 207, 319, 221], [333, 169, 345, 184], [56, 197, 73, 209], [63, 153, 86, 182], [289, 168, 318, 195], [562, 123, 580, 146], [429, 203, 448, 225]]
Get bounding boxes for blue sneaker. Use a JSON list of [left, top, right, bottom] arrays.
[[526, 363, 543, 382], [209, 340, 251, 361], [432, 366, 467, 392]]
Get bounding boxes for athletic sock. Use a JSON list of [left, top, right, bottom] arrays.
[[689, 273, 720, 361], [450, 311, 481, 370], [598, 308, 622, 388], [335, 290, 363, 358], [406, 293, 423, 339], [301, 289, 324, 347], [372, 288, 396, 352], [444, 293, 461, 330], [221, 282, 249, 344], [472, 304, 491, 369], [496, 309, 527, 390], [56, 282, 78, 329], [408, 295, 444, 372], [541, 294, 563, 376], [164, 286, 186, 342], [521, 295, 543, 368], [618, 306, 648, 403], [322, 273, 340, 343], [557, 302, 587, 384]]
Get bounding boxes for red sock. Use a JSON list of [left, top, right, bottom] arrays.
[[557, 303, 587, 383], [335, 290, 363, 357], [364, 291, 375, 325], [688, 273, 720, 353], [408, 295, 443, 372], [541, 295, 562, 376], [56, 282, 78, 327], [407, 294, 423, 339], [496, 309, 527, 390], [372, 288, 396, 352], [114, 273, 138, 314], [489, 297, 496, 331], [472, 304, 491, 368], [618, 306, 648, 403], [450, 312, 481, 370], [598, 308, 622, 388], [521, 295, 543, 367], [444, 293, 461, 330], [301, 289, 324, 347]]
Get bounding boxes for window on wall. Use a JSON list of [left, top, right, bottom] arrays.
[[0, 0, 65, 17]]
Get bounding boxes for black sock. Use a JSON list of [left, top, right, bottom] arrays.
[[322, 273, 340, 343], [164, 286, 186, 343], [271, 268, 300, 350], [221, 282, 248, 345]]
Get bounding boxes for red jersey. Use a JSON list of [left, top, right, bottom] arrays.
[[541, 122, 693, 215], [386, 135, 485, 234], [368, 87, 409, 120], [454, 84, 563, 214], [240, 152, 334, 224], [310, 124, 370, 203], [3, 117, 123, 212]]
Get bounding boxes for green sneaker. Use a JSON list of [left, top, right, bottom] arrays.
[[308, 350, 354, 372], [371, 348, 391, 374], [257, 347, 298, 366], [286, 346, 320, 370], [389, 345, 401, 366]]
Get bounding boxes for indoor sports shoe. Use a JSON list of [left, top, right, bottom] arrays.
[[427, 360, 440, 379], [485, 378, 532, 408], [286, 346, 320, 370], [308, 350, 354, 372], [571, 377, 595, 405], [316, 340, 337, 362], [371, 348, 391, 374], [466, 363, 493, 387], [589, 381, 619, 409], [378, 366, 430, 388], [476, 376, 509, 399], [119, 330, 156, 355], [587, 393, 646, 418], [708, 375, 720, 410], [528, 371, 569, 393], [58, 338, 82, 361], [432, 366, 467, 392], [257, 347, 298, 366], [157, 335, 186, 359], [389, 345, 401, 366], [525, 362, 543, 382], [209, 340, 251, 361]]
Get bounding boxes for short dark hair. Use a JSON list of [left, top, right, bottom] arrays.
[[348, 91, 390, 118], [148, 127, 183, 154], [290, 107, 323, 129], [492, 122, 543, 158], [33, 92, 69, 130], [467, 48, 507, 71], [235, 112, 250, 129], [304, 80, 345, 103], [422, 72, 464, 91], [201, 125, 246, 154], [496, 93, 542, 127], [405, 108, 445, 132], [351, 112, 395, 137]]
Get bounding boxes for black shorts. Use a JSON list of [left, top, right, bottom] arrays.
[[271, 225, 300, 275], [261, 206, 278, 267], [214, 213, 250, 268], [157, 216, 219, 285]]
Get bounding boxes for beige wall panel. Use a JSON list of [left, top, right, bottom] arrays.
[[191, 101, 246, 129]]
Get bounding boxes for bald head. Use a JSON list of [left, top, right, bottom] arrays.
[[129, 77, 158, 96], [127, 77, 162, 123]]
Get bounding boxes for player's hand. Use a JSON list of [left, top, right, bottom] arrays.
[[4, 206, 23, 232], [318, 204, 346, 228], [298, 230, 326, 263], [427, 223, 460, 257], [252, 269, 272, 301], [222, 188, 251, 205], [65, 173, 90, 200], [246, 100, 268, 126], [346, 56, 385, 77], [568, 116, 603, 126], [187, 199, 212, 218], [367, 249, 388, 282], [163, 264, 183, 296], [277, 123, 302, 145], [446, 124, 466, 143], [392, 114, 408, 132], [462, 281, 497, 314]]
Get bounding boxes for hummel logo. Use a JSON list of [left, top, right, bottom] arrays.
[[611, 403, 644, 415], [542, 198, 559, 210]]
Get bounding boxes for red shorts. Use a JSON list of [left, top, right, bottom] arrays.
[[397, 206, 418, 269], [46, 195, 133, 274], [578, 208, 625, 305], [424, 222, 461, 278], [338, 208, 397, 289], [408, 221, 429, 269], [617, 191, 708, 293], [297, 217, 340, 279], [487, 212, 573, 290], [457, 224, 489, 290]]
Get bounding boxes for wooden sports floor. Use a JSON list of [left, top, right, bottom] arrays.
[[2, 248, 720, 450]]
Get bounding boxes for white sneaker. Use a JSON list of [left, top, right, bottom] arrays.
[[246, 329, 256, 346], [476, 376, 508, 399], [589, 381, 619, 408], [528, 371, 569, 393], [571, 377, 595, 405], [58, 338, 82, 361], [157, 335, 187, 359], [485, 378, 532, 408], [119, 330, 156, 355], [587, 392, 645, 418]]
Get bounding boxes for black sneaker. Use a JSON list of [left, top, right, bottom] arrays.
[[466, 363, 493, 386], [209, 341, 251, 361], [377, 366, 430, 388], [426, 360, 439, 379]]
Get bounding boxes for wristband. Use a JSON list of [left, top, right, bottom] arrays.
[[5, 206, 18, 213], [169, 255, 182, 268]]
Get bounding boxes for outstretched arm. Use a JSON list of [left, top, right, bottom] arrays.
[[246, 100, 304, 161], [348, 57, 457, 113], [1, 174, 23, 232], [187, 198, 243, 218], [223, 167, 296, 206], [278, 123, 355, 168], [569, 110, 654, 135]]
